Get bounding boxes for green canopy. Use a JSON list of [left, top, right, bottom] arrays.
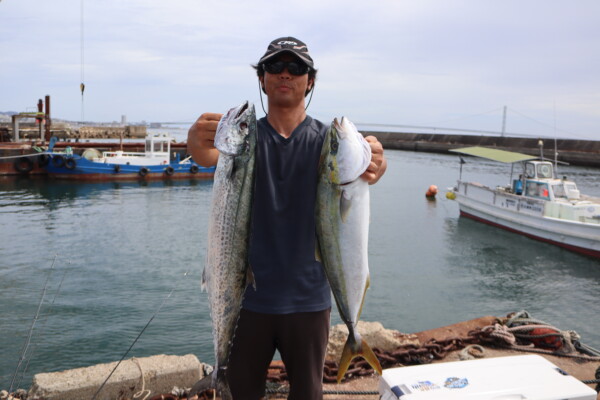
[[449, 146, 537, 163]]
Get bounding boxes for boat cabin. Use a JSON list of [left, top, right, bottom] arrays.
[[98, 134, 172, 166], [517, 161, 580, 202]]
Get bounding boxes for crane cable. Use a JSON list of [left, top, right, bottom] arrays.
[[80, 0, 85, 122]]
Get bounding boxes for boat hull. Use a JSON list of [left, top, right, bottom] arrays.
[[44, 154, 215, 181], [455, 181, 600, 259]]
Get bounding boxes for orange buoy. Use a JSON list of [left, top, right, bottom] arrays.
[[425, 185, 438, 199]]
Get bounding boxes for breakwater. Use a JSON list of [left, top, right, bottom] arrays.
[[365, 131, 600, 168]]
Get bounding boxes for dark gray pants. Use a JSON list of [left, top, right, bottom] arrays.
[[227, 308, 331, 400]]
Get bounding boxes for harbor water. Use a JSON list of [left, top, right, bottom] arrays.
[[1, 147, 600, 389]]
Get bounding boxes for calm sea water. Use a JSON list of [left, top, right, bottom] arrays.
[[1, 148, 600, 389]]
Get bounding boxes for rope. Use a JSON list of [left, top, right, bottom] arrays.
[[459, 344, 485, 360], [131, 357, 151, 400], [0, 152, 48, 160]]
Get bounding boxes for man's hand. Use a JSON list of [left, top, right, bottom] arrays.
[[360, 136, 387, 184], [187, 112, 223, 167]]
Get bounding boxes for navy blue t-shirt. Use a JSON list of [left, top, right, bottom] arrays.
[[242, 115, 332, 314]]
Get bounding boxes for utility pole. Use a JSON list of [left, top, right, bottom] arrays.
[[501, 106, 507, 137]]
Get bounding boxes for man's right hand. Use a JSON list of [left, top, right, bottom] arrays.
[[187, 112, 223, 167]]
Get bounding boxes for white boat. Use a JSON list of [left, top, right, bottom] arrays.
[[448, 146, 600, 259]]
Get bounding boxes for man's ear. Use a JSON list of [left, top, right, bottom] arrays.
[[259, 76, 266, 94]]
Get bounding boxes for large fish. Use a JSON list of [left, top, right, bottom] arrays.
[[190, 101, 256, 400], [316, 116, 382, 382]]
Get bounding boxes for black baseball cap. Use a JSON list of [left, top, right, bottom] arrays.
[[258, 37, 314, 68]]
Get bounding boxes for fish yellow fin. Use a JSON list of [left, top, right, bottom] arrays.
[[337, 336, 382, 383], [315, 238, 323, 262]]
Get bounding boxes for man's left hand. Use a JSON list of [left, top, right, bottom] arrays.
[[361, 135, 387, 184]]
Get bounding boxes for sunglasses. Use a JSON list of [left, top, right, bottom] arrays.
[[263, 61, 309, 76]]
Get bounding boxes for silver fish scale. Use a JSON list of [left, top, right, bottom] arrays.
[[203, 102, 256, 397]]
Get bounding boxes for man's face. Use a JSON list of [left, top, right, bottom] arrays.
[[260, 53, 313, 108]]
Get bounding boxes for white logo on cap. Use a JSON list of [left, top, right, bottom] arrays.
[[277, 40, 298, 46]]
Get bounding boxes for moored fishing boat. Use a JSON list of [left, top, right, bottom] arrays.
[[43, 134, 215, 180], [448, 146, 600, 259]]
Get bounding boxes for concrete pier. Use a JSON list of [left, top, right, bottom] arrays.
[[27, 354, 203, 400], [365, 131, 600, 168]]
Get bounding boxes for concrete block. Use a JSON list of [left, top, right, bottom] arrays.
[[28, 354, 203, 400]]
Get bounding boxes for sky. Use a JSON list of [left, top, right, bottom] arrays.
[[1, 0, 599, 139]]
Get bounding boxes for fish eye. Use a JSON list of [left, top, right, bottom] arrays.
[[330, 141, 338, 153], [239, 122, 248, 130]]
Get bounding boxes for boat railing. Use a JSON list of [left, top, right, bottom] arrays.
[[102, 150, 166, 158]]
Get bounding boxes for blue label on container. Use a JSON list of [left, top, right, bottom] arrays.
[[444, 377, 469, 389]]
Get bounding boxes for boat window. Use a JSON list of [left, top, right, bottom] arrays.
[[525, 163, 535, 178], [154, 142, 165, 152], [526, 181, 537, 197], [551, 183, 567, 199], [525, 181, 549, 199], [537, 163, 553, 178], [564, 182, 577, 191], [145, 140, 151, 152], [537, 183, 550, 199]]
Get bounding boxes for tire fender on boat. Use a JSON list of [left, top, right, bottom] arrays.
[[51, 155, 65, 168], [139, 167, 149, 177], [165, 166, 174, 176], [38, 154, 50, 167], [190, 165, 199, 174], [114, 165, 121, 173], [14, 157, 34, 173], [65, 158, 77, 170]]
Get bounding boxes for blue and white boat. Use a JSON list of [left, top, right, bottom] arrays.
[[44, 134, 215, 180]]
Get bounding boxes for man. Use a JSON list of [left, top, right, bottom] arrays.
[[187, 37, 386, 400]]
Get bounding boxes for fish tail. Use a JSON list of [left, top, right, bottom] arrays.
[[216, 367, 233, 400], [336, 335, 383, 383]]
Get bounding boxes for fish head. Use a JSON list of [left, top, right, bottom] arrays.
[[332, 117, 372, 184], [215, 101, 256, 156]]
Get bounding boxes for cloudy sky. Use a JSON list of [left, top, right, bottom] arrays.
[[1, 0, 599, 139]]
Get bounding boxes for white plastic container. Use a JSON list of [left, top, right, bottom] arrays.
[[378, 355, 596, 399]]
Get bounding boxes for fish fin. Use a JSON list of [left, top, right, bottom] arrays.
[[361, 337, 383, 375], [187, 374, 213, 398], [216, 367, 233, 400], [339, 189, 352, 222], [314, 237, 322, 262], [336, 335, 382, 383], [246, 264, 256, 290]]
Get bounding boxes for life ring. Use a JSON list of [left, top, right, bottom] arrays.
[[14, 157, 34, 173], [165, 166, 174, 176], [114, 165, 121, 173], [38, 154, 50, 167], [190, 165, 199, 174], [65, 157, 77, 170], [540, 164, 552, 178], [51, 155, 65, 168], [139, 167, 149, 177]]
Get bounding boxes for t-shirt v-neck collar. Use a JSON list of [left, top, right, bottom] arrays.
[[265, 116, 312, 143]]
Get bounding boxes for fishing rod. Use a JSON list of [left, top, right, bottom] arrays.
[[91, 269, 192, 400], [9, 255, 58, 393], [14, 265, 69, 390]]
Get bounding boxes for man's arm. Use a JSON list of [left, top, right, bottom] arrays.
[[361, 135, 387, 184], [186, 113, 223, 167]]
